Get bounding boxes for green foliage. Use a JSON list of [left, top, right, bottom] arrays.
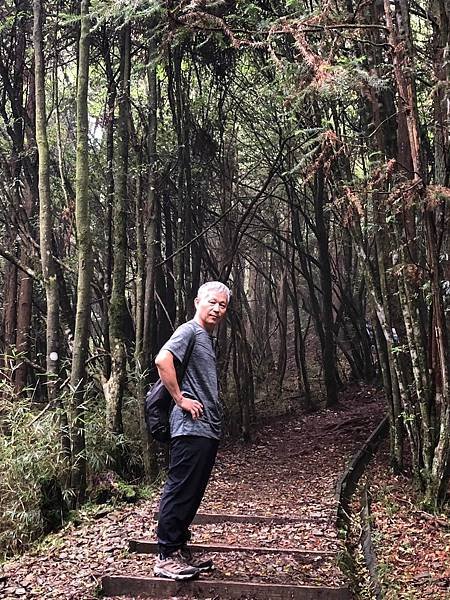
[[89, 0, 165, 30], [0, 371, 68, 558], [86, 471, 139, 504], [0, 356, 148, 558], [285, 0, 302, 8], [85, 383, 144, 478]]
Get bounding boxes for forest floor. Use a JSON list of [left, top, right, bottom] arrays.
[[1, 384, 446, 599], [360, 441, 450, 599]]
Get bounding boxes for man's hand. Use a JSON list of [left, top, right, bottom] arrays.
[[178, 394, 204, 420], [155, 349, 203, 419]]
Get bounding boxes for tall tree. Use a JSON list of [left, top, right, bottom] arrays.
[[103, 24, 131, 442], [69, 0, 92, 504], [137, 34, 159, 481], [33, 0, 60, 401]]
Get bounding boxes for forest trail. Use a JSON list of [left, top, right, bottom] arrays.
[[1, 386, 385, 599]]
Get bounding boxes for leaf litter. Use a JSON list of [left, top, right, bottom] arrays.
[[1, 384, 386, 599], [363, 442, 450, 599]]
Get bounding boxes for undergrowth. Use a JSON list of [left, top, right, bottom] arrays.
[[0, 361, 147, 560], [0, 395, 68, 558]]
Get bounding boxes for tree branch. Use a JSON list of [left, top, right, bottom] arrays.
[[0, 244, 38, 280]]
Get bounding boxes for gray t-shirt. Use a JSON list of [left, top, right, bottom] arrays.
[[160, 319, 223, 440]]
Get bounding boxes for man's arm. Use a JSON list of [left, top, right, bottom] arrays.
[[155, 350, 204, 420]]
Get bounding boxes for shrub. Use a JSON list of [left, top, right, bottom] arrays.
[[0, 361, 150, 558], [0, 390, 68, 558]]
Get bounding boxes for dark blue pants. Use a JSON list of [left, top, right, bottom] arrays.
[[157, 435, 219, 557]]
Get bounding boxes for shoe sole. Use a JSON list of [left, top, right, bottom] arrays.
[[195, 564, 214, 572], [153, 568, 199, 581]]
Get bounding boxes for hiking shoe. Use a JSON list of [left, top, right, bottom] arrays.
[[153, 550, 199, 580], [180, 545, 214, 572]]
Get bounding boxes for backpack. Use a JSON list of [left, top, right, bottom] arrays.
[[144, 332, 196, 443]]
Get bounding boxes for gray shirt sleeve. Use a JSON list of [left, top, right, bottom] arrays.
[[160, 322, 195, 365]]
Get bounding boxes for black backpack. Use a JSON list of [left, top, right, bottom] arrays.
[[144, 333, 196, 443]]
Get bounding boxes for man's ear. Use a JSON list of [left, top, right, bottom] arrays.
[[194, 297, 199, 308]]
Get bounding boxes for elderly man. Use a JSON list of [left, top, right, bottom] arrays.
[[153, 281, 230, 580]]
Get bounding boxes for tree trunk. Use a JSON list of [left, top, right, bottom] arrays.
[[424, 210, 450, 508], [101, 32, 116, 380], [14, 196, 34, 392], [168, 48, 186, 325], [288, 253, 313, 410], [383, 0, 450, 506], [135, 152, 145, 364], [69, 0, 92, 505], [431, 0, 449, 188], [231, 269, 255, 442], [33, 0, 60, 401], [2, 259, 18, 358], [276, 267, 288, 394], [104, 24, 130, 440], [138, 38, 159, 482], [314, 170, 338, 406], [374, 206, 404, 471]]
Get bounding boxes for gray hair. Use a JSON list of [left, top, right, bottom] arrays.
[[197, 281, 231, 303]]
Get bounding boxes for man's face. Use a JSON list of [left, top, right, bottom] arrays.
[[194, 290, 228, 332]]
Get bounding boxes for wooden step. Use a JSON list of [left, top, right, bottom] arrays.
[[102, 575, 353, 599], [154, 511, 327, 524], [129, 539, 337, 559]]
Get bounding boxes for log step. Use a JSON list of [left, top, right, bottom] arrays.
[[129, 539, 337, 559], [102, 575, 352, 600], [154, 511, 326, 524]]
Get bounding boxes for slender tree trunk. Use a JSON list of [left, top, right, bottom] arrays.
[[231, 267, 255, 441], [2, 259, 18, 358], [15, 60, 36, 392], [101, 32, 116, 380], [135, 152, 145, 363], [431, 0, 449, 188], [142, 52, 158, 371], [364, 2, 405, 470], [161, 190, 177, 337], [374, 207, 404, 471], [314, 170, 338, 406], [424, 211, 450, 507], [69, 0, 92, 505], [139, 38, 159, 481], [168, 49, 185, 325], [276, 267, 288, 394], [33, 0, 60, 401], [14, 193, 34, 392], [288, 252, 313, 410], [0, 0, 32, 390], [292, 207, 323, 337], [104, 24, 130, 440]]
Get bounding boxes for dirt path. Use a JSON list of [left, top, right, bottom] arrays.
[[1, 385, 385, 599]]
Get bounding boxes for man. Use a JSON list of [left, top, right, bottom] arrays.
[[153, 281, 230, 580]]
